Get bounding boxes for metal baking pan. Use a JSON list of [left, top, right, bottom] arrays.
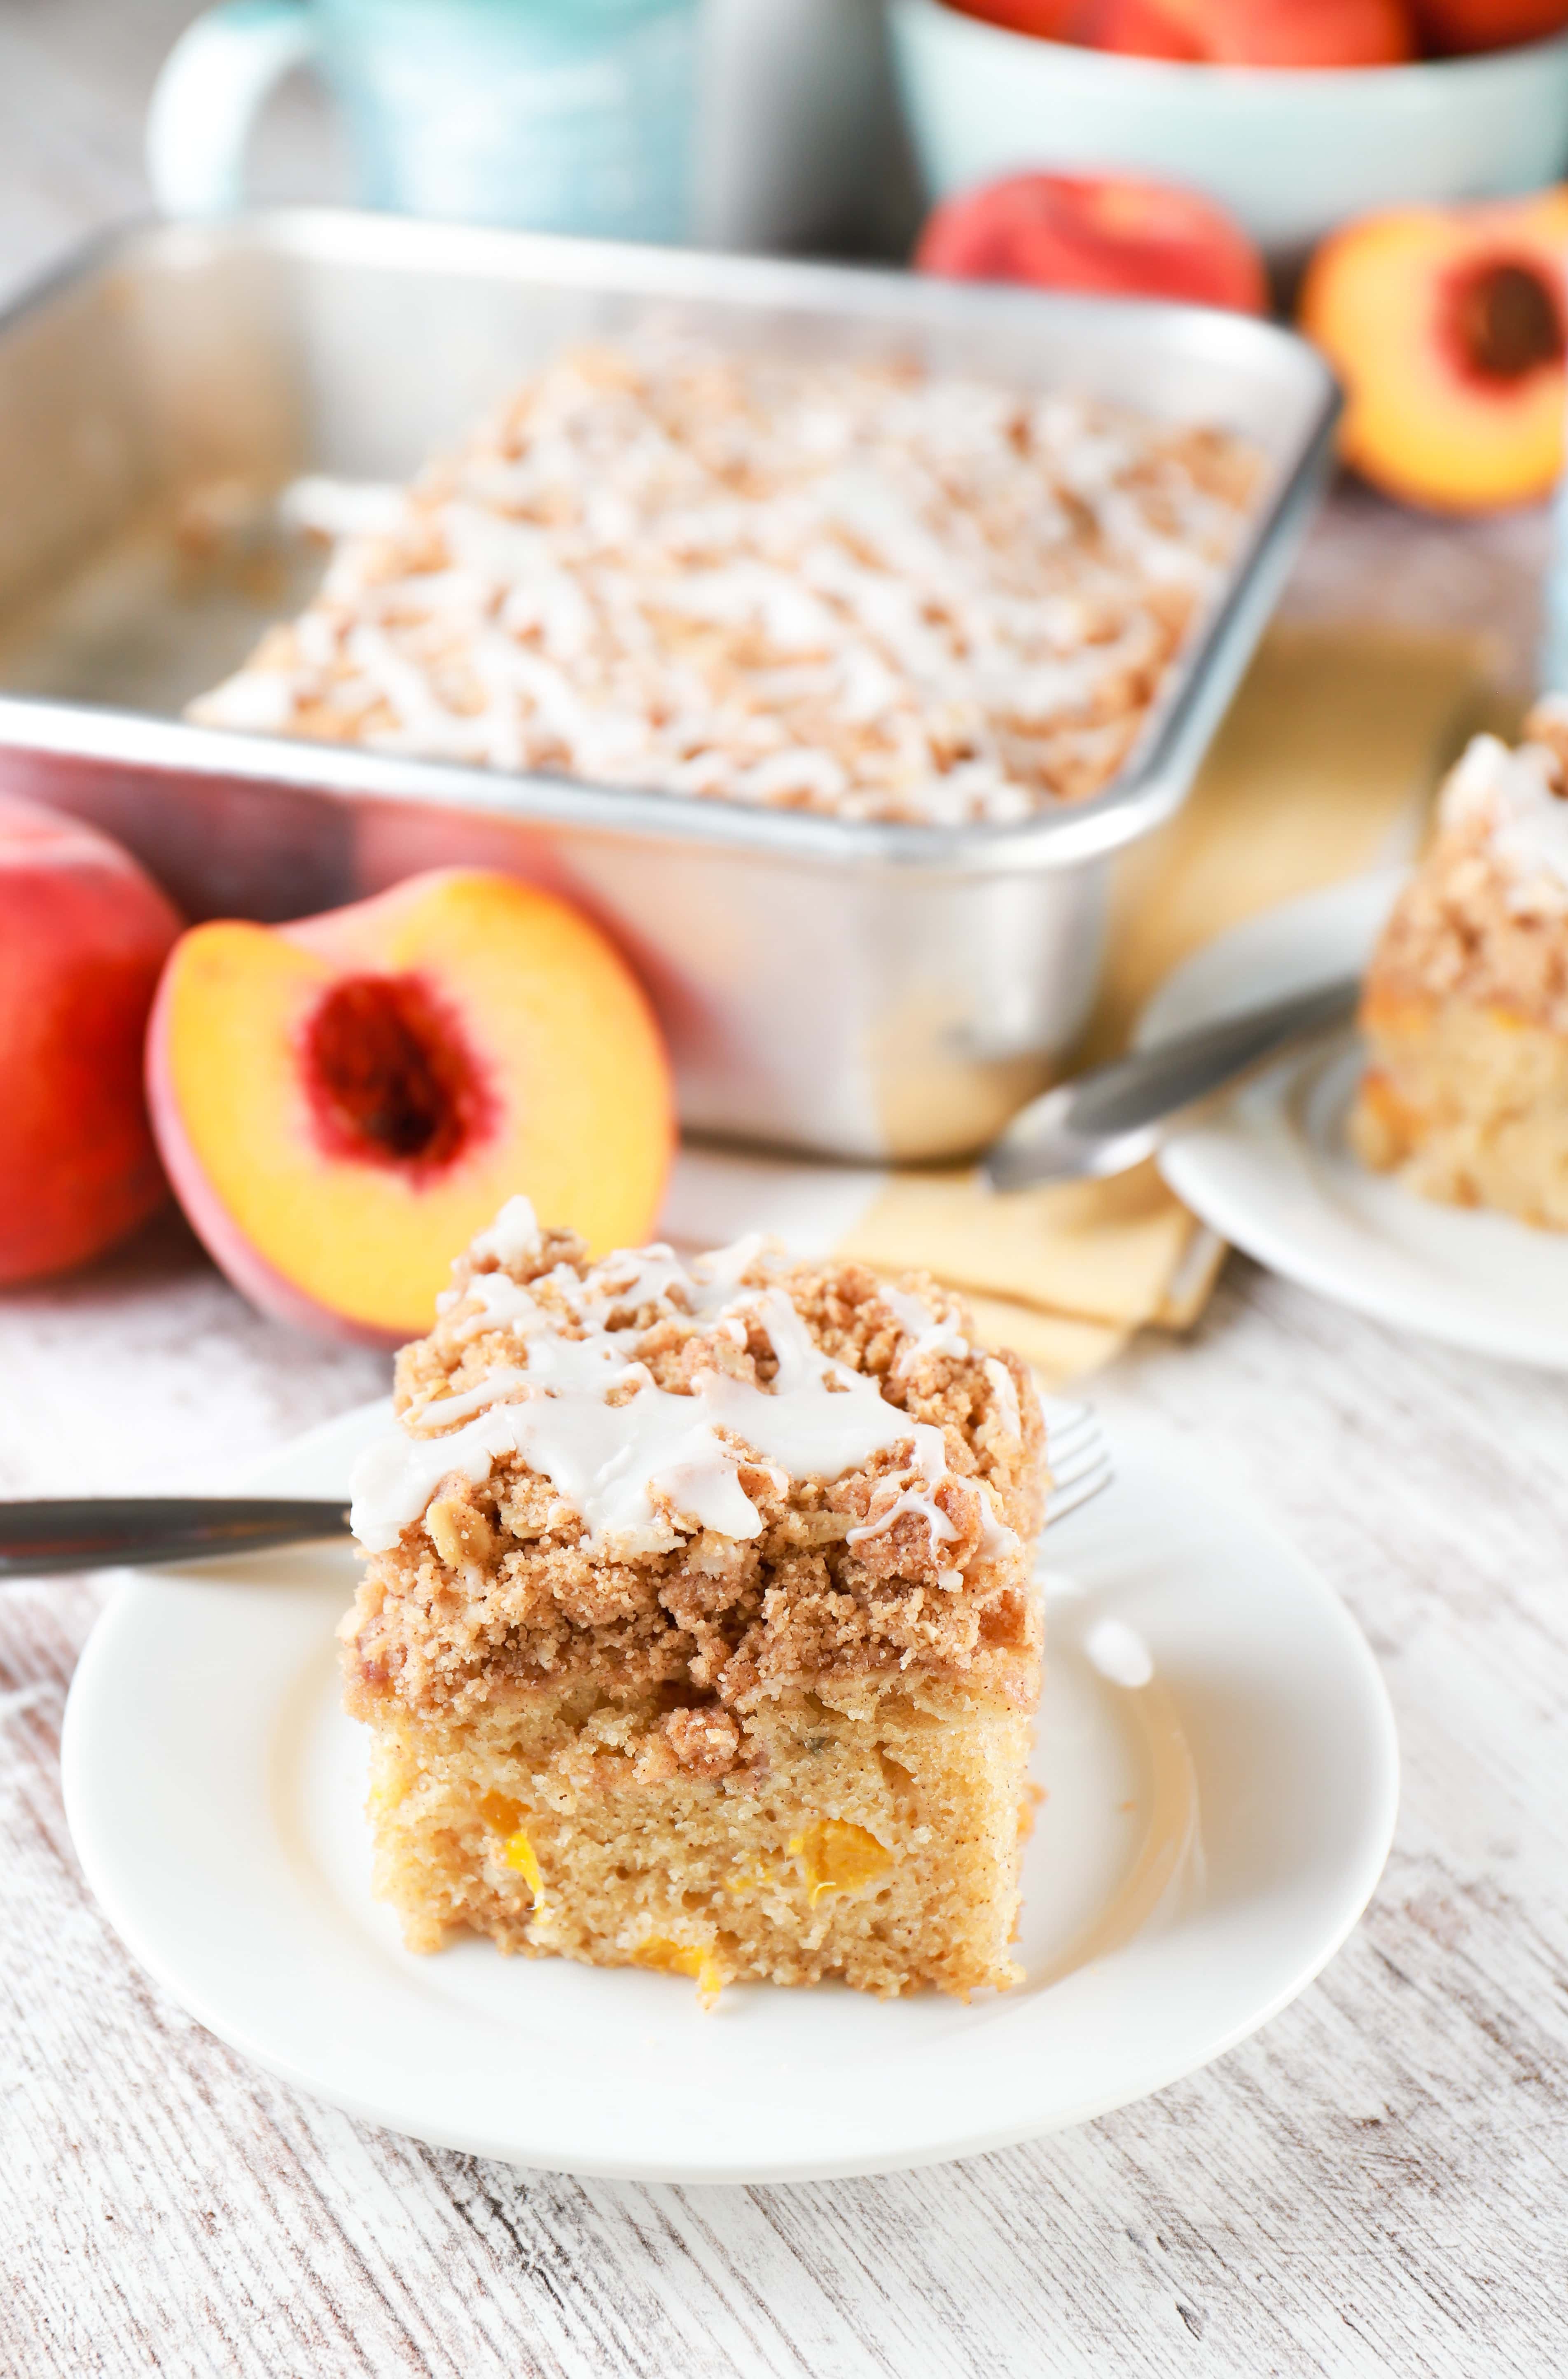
[[0, 211, 1338, 1161]]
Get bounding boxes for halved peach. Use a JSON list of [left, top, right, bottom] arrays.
[[147, 868, 674, 1344], [1299, 188, 1568, 512]]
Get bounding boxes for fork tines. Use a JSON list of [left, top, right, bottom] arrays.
[[1038, 1398, 1113, 1526]]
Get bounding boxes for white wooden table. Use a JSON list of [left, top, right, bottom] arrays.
[[3, 11, 1567, 2374]]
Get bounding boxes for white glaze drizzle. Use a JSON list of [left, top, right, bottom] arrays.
[[348, 1219, 1019, 1568], [280, 476, 407, 540], [470, 1194, 544, 1268], [844, 1421, 956, 1555], [191, 345, 1254, 827], [876, 1284, 1021, 1473], [1440, 730, 1568, 911], [984, 1355, 1022, 1442], [406, 1367, 531, 1429], [879, 1283, 972, 1373], [193, 670, 297, 732]]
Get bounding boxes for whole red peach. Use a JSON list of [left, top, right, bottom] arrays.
[[1084, 0, 1417, 63], [0, 795, 182, 1285], [1414, 0, 1568, 50], [916, 170, 1268, 313]]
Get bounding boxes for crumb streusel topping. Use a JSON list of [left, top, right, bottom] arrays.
[[343, 1199, 1046, 1719], [192, 341, 1261, 826], [1365, 703, 1568, 1030]]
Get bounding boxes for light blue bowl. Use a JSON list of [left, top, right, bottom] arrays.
[[890, 0, 1568, 264]]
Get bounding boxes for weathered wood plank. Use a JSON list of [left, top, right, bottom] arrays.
[[7, 1234, 1568, 2379]]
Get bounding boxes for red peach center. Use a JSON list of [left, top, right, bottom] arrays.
[[1443, 257, 1566, 386], [302, 972, 495, 1175]]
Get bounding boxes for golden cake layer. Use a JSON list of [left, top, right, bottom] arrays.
[[364, 1681, 1034, 1999]]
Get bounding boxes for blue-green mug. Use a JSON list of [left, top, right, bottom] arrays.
[[147, 0, 701, 243]]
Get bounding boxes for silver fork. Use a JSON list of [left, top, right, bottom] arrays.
[[0, 1498, 351, 1578], [1040, 1398, 1114, 1526]]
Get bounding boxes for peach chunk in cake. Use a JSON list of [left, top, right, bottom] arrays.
[[1352, 700, 1568, 1230], [341, 1197, 1048, 1998]]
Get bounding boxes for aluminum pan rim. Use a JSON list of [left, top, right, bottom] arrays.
[[0, 208, 1342, 880]]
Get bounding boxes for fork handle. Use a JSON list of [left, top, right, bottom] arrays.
[[0, 1498, 351, 1578]]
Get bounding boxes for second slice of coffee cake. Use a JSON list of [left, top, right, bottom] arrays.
[[342, 1199, 1047, 1998], [1353, 701, 1568, 1229]]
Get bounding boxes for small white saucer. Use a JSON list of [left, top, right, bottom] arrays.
[[1149, 871, 1568, 1372], [62, 1400, 1396, 2185]]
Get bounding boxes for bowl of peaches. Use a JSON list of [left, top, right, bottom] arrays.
[[889, 0, 1568, 263]]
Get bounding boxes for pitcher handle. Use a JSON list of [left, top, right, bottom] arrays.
[[146, 0, 318, 218]]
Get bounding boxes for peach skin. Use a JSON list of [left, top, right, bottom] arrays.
[[1414, 0, 1568, 51], [942, 0, 1084, 33], [1082, 0, 1416, 62], [147, 868, 674, 1344], [916, 171, 1267, 313], [1299, 188, 1568, 512], [0, 794, 180, 1286]]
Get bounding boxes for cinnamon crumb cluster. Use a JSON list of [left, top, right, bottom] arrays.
[[341, 1222, 1046, 1735], [1365, 702, 1568, 1031]]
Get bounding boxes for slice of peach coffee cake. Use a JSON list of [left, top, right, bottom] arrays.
[[341, 1197, 1049, 1999], [1354, 700, 1568, 1229]]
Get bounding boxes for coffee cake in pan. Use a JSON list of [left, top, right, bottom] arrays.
[[194, 340, 1259, 829]]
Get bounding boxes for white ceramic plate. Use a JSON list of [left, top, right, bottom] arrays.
[[1149, 872, 1568, 1372], [63, 1399, 1397, 2184]]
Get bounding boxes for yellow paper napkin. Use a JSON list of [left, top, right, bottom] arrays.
[[660, 624, 1494, 1383]]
